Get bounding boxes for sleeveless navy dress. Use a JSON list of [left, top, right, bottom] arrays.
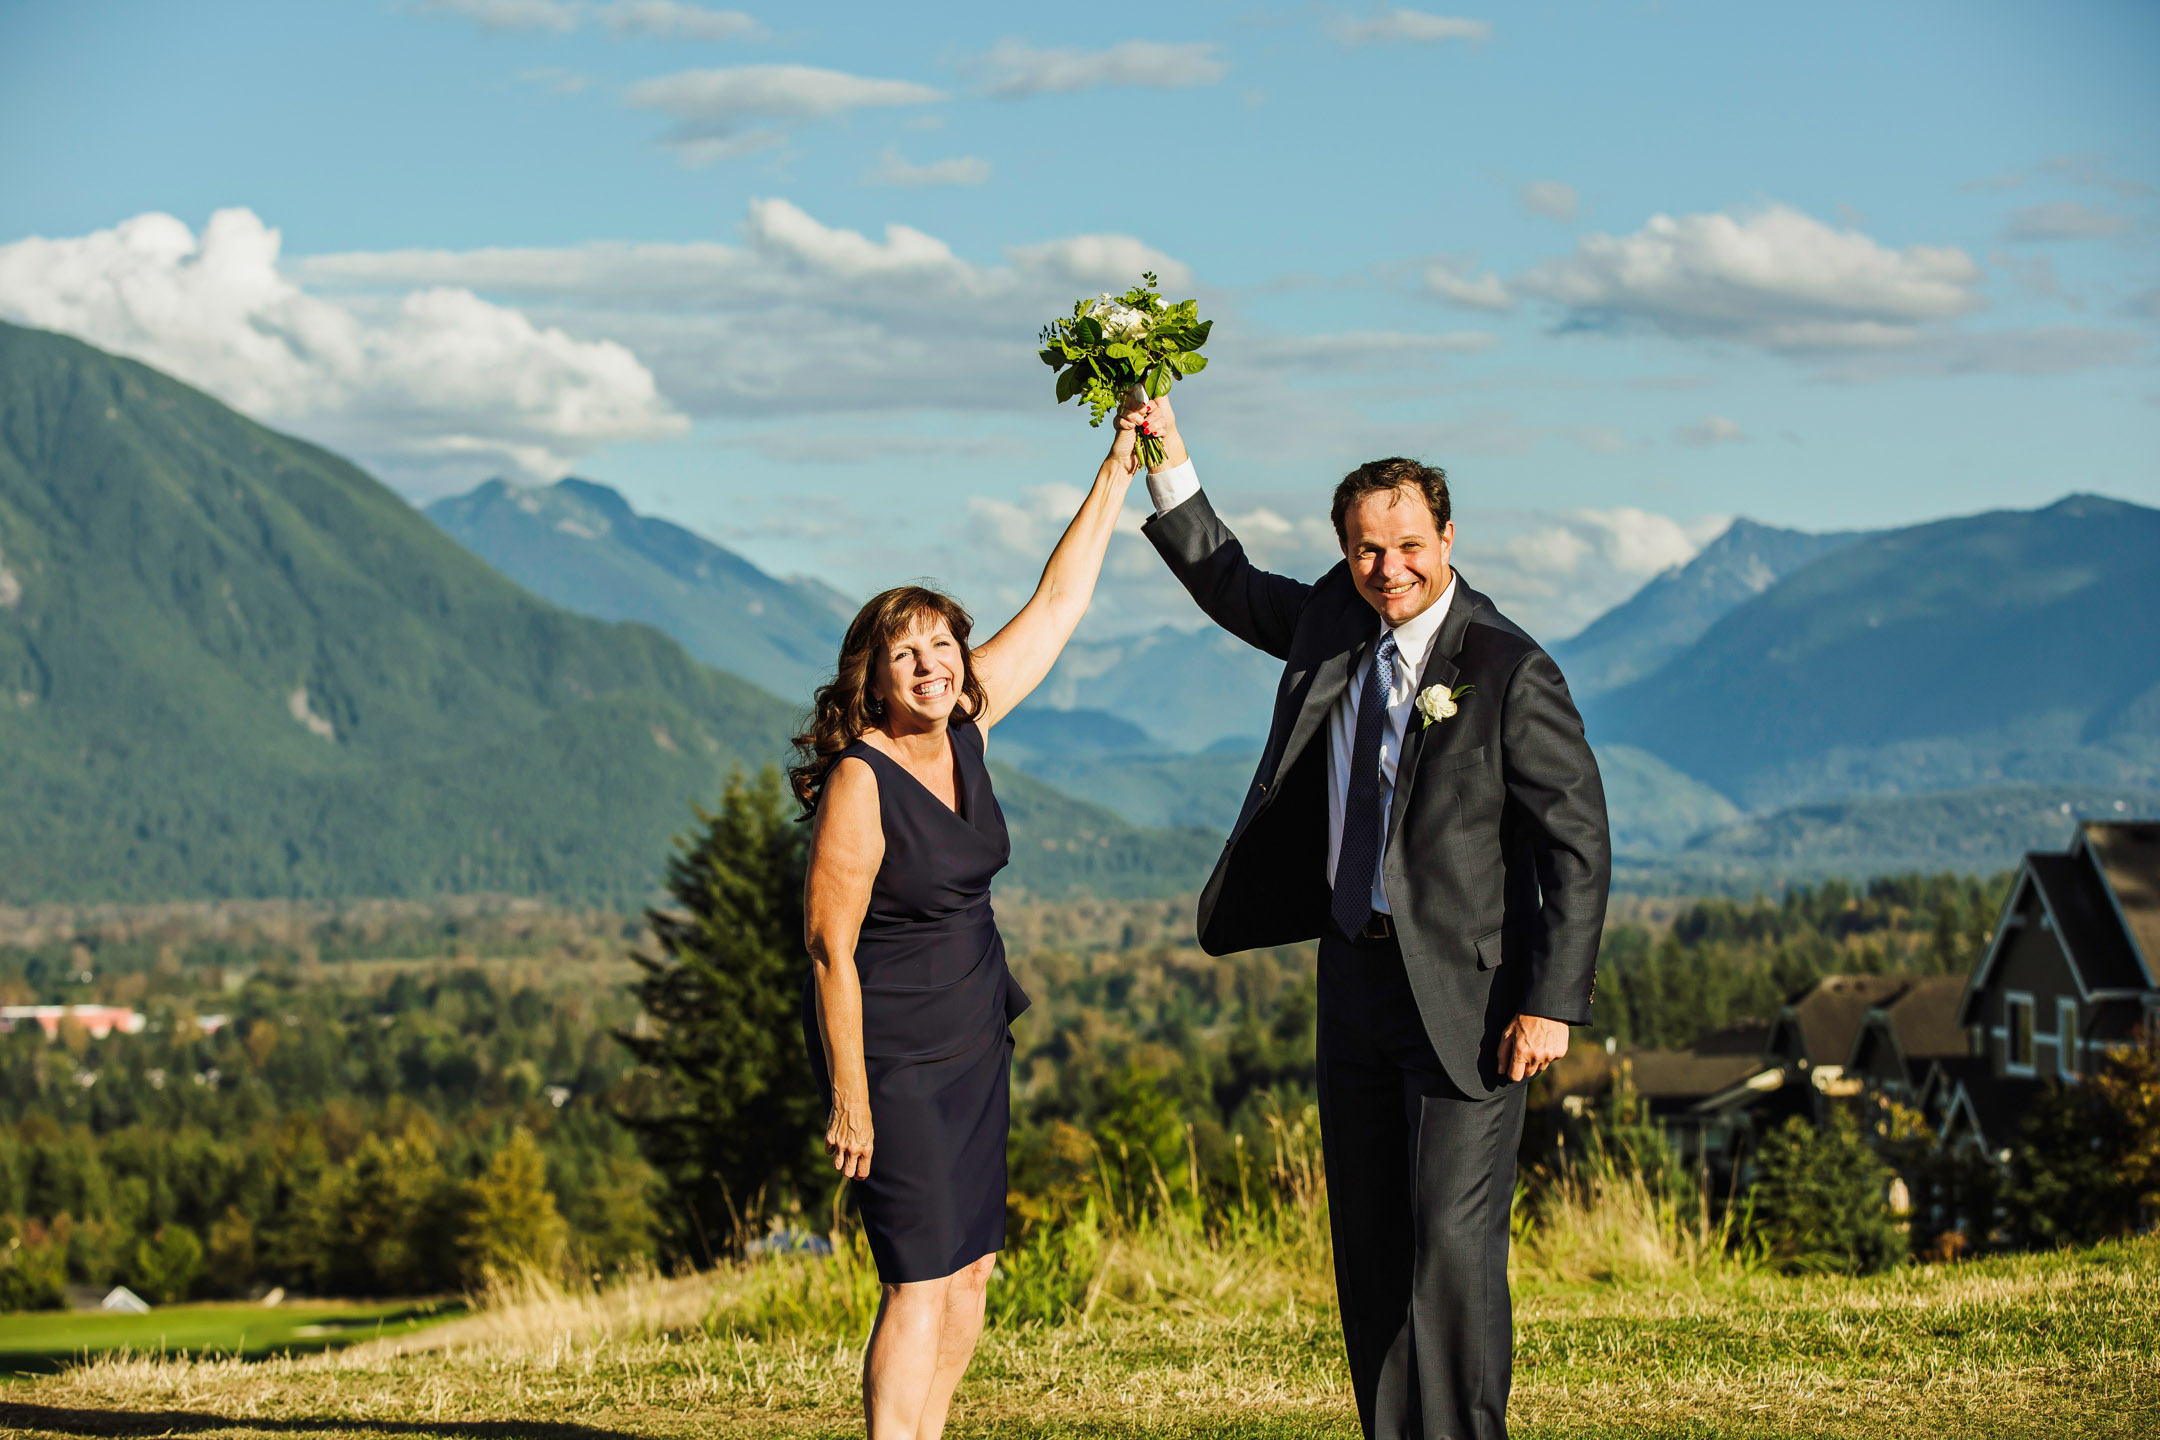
[[802, 717, 1030, 1284]]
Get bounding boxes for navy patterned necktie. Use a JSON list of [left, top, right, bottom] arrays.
[[1331, 630, 1399, 941]]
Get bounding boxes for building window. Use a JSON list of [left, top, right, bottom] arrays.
[[2058, 998, 2080, 1080], [2005, 993, 2035, 1075]]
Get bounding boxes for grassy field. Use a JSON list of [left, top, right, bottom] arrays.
[[0, 1301, 458, 1376], [0, 1233, 2152, 1439]]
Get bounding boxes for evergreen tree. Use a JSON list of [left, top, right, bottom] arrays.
[[617, 769, 828, 1263], [1750, 1111, 1906, 1274], [461, 1127, 568, 1281]]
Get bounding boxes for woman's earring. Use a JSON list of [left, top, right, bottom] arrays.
[[866, 695, 885, 719]]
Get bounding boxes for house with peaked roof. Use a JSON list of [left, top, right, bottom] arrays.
[[1938, 821, 2160, 1157], [1845, 974, 1970, 1103]]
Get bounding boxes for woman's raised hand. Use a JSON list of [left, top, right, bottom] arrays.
[[826, 1098, 874, 1179]]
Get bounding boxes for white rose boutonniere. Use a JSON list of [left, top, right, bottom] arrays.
[[1416, 683, 1475, 730]]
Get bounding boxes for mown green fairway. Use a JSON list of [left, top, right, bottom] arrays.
[[0, 1301, 458, 1375]]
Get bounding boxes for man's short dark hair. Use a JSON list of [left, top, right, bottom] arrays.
[[1331, 458, 1450, 544]]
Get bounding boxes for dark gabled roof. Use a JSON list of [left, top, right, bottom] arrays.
[[1777, 975, 1909, 1066], [2028, 852, 2149, 993], [1937, 1070, 2044, 1156], [2078, 821, 2160, 984], [1626, 1050, 1768, 1101], [1691, 1021, 1772, 1057], [1964, 846, 2156, 1024], [1919, 1055, 1989, 1115], [1876, 975, 1969, 1061]]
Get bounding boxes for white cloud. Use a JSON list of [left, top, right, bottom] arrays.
[[2001, 201, 2133, 243], [1422, 258, 1512, 310], [863, 147, 991, 189], [1673, 414, 1746, 447], [300, 198, 1191, 421], [2034, 153, 2155, 199], [1470, 507, 1729, 638], [1519, 180, 1578, 224], [519, 67, 589, 94], [1518, 203, 1982, 351], [1245, 329, 1497, 369], [0, 209, 683, 491], [1811, 327, 2146, 381], [626, 65, 944, 164], [1327, 9, 1491, 46], [422, 0, 580, 32], [967, 39, 1227, 96], [1560, 425, 1632, 454], [600, 2, 758, 40]]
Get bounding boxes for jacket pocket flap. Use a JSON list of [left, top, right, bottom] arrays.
[[1474, 928, 1505, 969], [1424, 744, 1487, 775]]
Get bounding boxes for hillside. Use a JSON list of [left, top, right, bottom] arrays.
[[1617, 784, 2160, 892], [1586, 495, 2160, 810], [426, 477, 852, 702], [1552, 517, 1867, 697], [0, 323, 1214, 905], [1034, 625, 1281, 753]]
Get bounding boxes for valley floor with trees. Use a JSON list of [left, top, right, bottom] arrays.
[[6, 771, 2151, 1321]]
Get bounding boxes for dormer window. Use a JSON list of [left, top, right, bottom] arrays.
[[2005, 993, 2036, 1075]]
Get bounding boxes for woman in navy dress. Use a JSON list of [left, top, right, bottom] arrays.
[[789, 399, 1153, 1439]]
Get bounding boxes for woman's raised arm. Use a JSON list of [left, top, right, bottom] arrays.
[[970, 402, 1152, 729], [805, 757, 884, 1180]]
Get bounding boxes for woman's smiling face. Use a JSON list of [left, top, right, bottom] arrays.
[[871, 611, 964, 728]]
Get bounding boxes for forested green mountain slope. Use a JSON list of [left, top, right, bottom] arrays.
[[0, 323, 1216, 904], [1586, 495, 2160, 810], [426, 477, 852, 703], [0, 322, 803, 904]]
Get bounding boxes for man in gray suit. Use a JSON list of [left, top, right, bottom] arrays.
[[1135, 396, 1610, 1440]]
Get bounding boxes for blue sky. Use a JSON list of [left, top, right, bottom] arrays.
[[2, 0, 2155, 639]]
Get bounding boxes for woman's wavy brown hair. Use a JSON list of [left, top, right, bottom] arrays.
[[788, 585, 990, 814]]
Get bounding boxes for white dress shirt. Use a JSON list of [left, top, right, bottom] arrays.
[[1148, 459, 1455, 915]]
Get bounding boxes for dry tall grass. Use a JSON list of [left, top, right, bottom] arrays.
[[7, 1132, 2155, 1439]]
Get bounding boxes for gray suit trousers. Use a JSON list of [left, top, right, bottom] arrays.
[[1318, 932, 1527, 1440]]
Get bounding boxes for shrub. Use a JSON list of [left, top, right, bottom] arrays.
[[1749, 1111, 1906, 1274], [2006, 1027, 2160, 1246]]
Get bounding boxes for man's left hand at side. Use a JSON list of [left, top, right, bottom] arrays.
[[1497, 1014, 1569, 1083]]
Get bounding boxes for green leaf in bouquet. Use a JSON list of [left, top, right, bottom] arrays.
[[1146, 364, 1173, 398], [1170, 350, 1208, 374], [1055, 366, 1087, 403], [1190, 319, 1213, 346]]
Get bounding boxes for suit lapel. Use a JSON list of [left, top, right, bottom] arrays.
[[1384, 577, 1478, 850], [1271, 601, 1374, 789]]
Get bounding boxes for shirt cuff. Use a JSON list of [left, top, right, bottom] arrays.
[[1146, 458, 1201, 516]]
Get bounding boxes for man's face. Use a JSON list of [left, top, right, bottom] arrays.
[[1340, 485, 1454, 628]]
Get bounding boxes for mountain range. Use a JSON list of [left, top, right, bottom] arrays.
[[0, 322, 1215, 904], [1583, 495, 2160, 811], [9, 316, 2153, 905], [1550, 517, 1867, 698], [413, 467, 2160, 886], [425, 478, 853, 702]]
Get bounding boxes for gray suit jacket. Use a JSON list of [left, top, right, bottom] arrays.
[[1144, 490, 1611, 1097]]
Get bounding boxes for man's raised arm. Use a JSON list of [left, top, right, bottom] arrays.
[[1137, 395, 1312, 661]]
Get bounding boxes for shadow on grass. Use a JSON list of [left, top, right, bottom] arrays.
[[0, 1405, 648, 1440]]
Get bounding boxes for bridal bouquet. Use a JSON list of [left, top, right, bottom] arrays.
[[1038, 273, 1210, 466]]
